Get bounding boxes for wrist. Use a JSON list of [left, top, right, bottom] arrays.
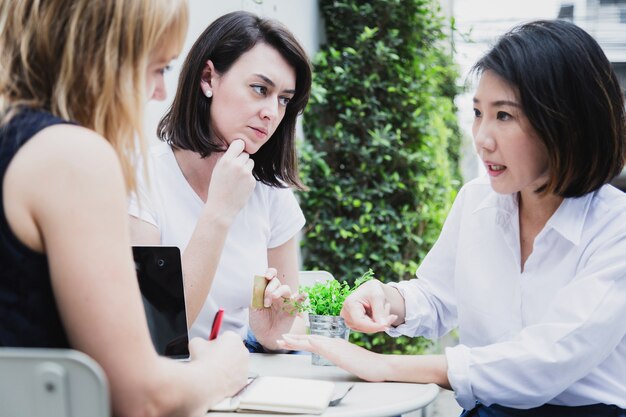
[[248, 312, 295, 351], [382, 354, 449, 387], [429, 354, 450, 389], [248, 332, 288, 352], [199, 205, 233, 229], [381, 283, 406, 326], [379, 352, 396, 382]]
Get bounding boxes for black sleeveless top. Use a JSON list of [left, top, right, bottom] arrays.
[[0, 108, 71, 347]]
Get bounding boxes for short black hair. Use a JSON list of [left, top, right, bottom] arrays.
[[473, 19, 626, 197], [158, 11, 312, 189]]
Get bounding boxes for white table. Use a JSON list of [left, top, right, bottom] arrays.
[[207, 353, 439, 417]]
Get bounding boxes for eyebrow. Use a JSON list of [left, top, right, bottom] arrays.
[[473, 98, 521, 107], [254, 73, 296, 95]]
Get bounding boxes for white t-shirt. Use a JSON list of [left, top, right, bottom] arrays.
[[128, 142, 305, 340], [388, 176, 626, 410]]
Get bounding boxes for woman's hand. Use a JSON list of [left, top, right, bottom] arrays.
[[262, 268, 294, 309], [189, 332, 249, 399], [340, 279, 398, 333], [206, 139, 256, 222], [277, 334, 391, 382], [249, 268, 301, 349], [278, 334, 450, 389]]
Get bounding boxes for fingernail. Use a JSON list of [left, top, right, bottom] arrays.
[[264, 298, 270, 307]]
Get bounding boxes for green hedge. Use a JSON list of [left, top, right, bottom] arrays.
[[298, 0, 461, 354]]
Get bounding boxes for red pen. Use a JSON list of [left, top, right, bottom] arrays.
[[209, 308, 224, 340]]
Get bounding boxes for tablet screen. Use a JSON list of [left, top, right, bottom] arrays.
[[132, 246, 189, 360]]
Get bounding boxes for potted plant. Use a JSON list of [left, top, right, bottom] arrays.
[[290, 270, 374, 365]]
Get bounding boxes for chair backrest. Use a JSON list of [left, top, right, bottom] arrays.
[[0, 348, 110, 417], [298, 270, 335, 287]]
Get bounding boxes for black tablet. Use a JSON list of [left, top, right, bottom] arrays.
[[132, 246, 189, 360]]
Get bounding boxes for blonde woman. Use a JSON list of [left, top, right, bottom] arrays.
[[0, 1, 248, 416]]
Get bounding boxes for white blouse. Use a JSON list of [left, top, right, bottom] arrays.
[[129, 143, 305, 340], [388, 176, 626, 410]]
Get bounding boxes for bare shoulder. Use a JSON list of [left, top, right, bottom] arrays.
[[7, 123, 126, 213], [21, 124, 120, 169], [4, 123, 127, 250], [8, 123, 125, 192]]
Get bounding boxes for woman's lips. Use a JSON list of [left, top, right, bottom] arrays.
[[249, 126, 268, 139], [486, 163, 506, 176]]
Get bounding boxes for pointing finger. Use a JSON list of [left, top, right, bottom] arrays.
[[222, 139, 246, 159]]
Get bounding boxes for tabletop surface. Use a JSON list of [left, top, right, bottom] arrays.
[[206, 353, 440, 417]]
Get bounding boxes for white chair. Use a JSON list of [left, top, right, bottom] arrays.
[[298, 270, 335, 287], [0, 348, 110, 417]]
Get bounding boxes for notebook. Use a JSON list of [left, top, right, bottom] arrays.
[[210, 376, 339, 414], [132, 246, 189, 360]]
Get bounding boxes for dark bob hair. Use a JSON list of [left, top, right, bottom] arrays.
[[158, 11, 312, 189], [472, 19, 626, 197]]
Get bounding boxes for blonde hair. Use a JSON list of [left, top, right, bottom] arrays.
[[0, 0, 188, 193]]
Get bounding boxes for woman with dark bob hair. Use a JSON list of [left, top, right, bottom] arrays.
[[129, 11, 312, 352], [278, 20, 626, 416]]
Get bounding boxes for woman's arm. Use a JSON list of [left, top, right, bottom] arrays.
[[180, 140, 256, 324], [128, 140, 256, 325], [277, 334, 450, 388], [128, 188, 233, 328], [5, 125, 249, 417], [248, 236, 301, 350], [178, 205, 232, 325]]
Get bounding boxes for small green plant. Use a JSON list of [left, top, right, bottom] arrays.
[[291, 269, 374, 316]]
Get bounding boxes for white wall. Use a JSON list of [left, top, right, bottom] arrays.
[[144, 0, 321, 144]]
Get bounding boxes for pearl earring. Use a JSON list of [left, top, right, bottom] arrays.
[[204, 90, 213, 98]]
